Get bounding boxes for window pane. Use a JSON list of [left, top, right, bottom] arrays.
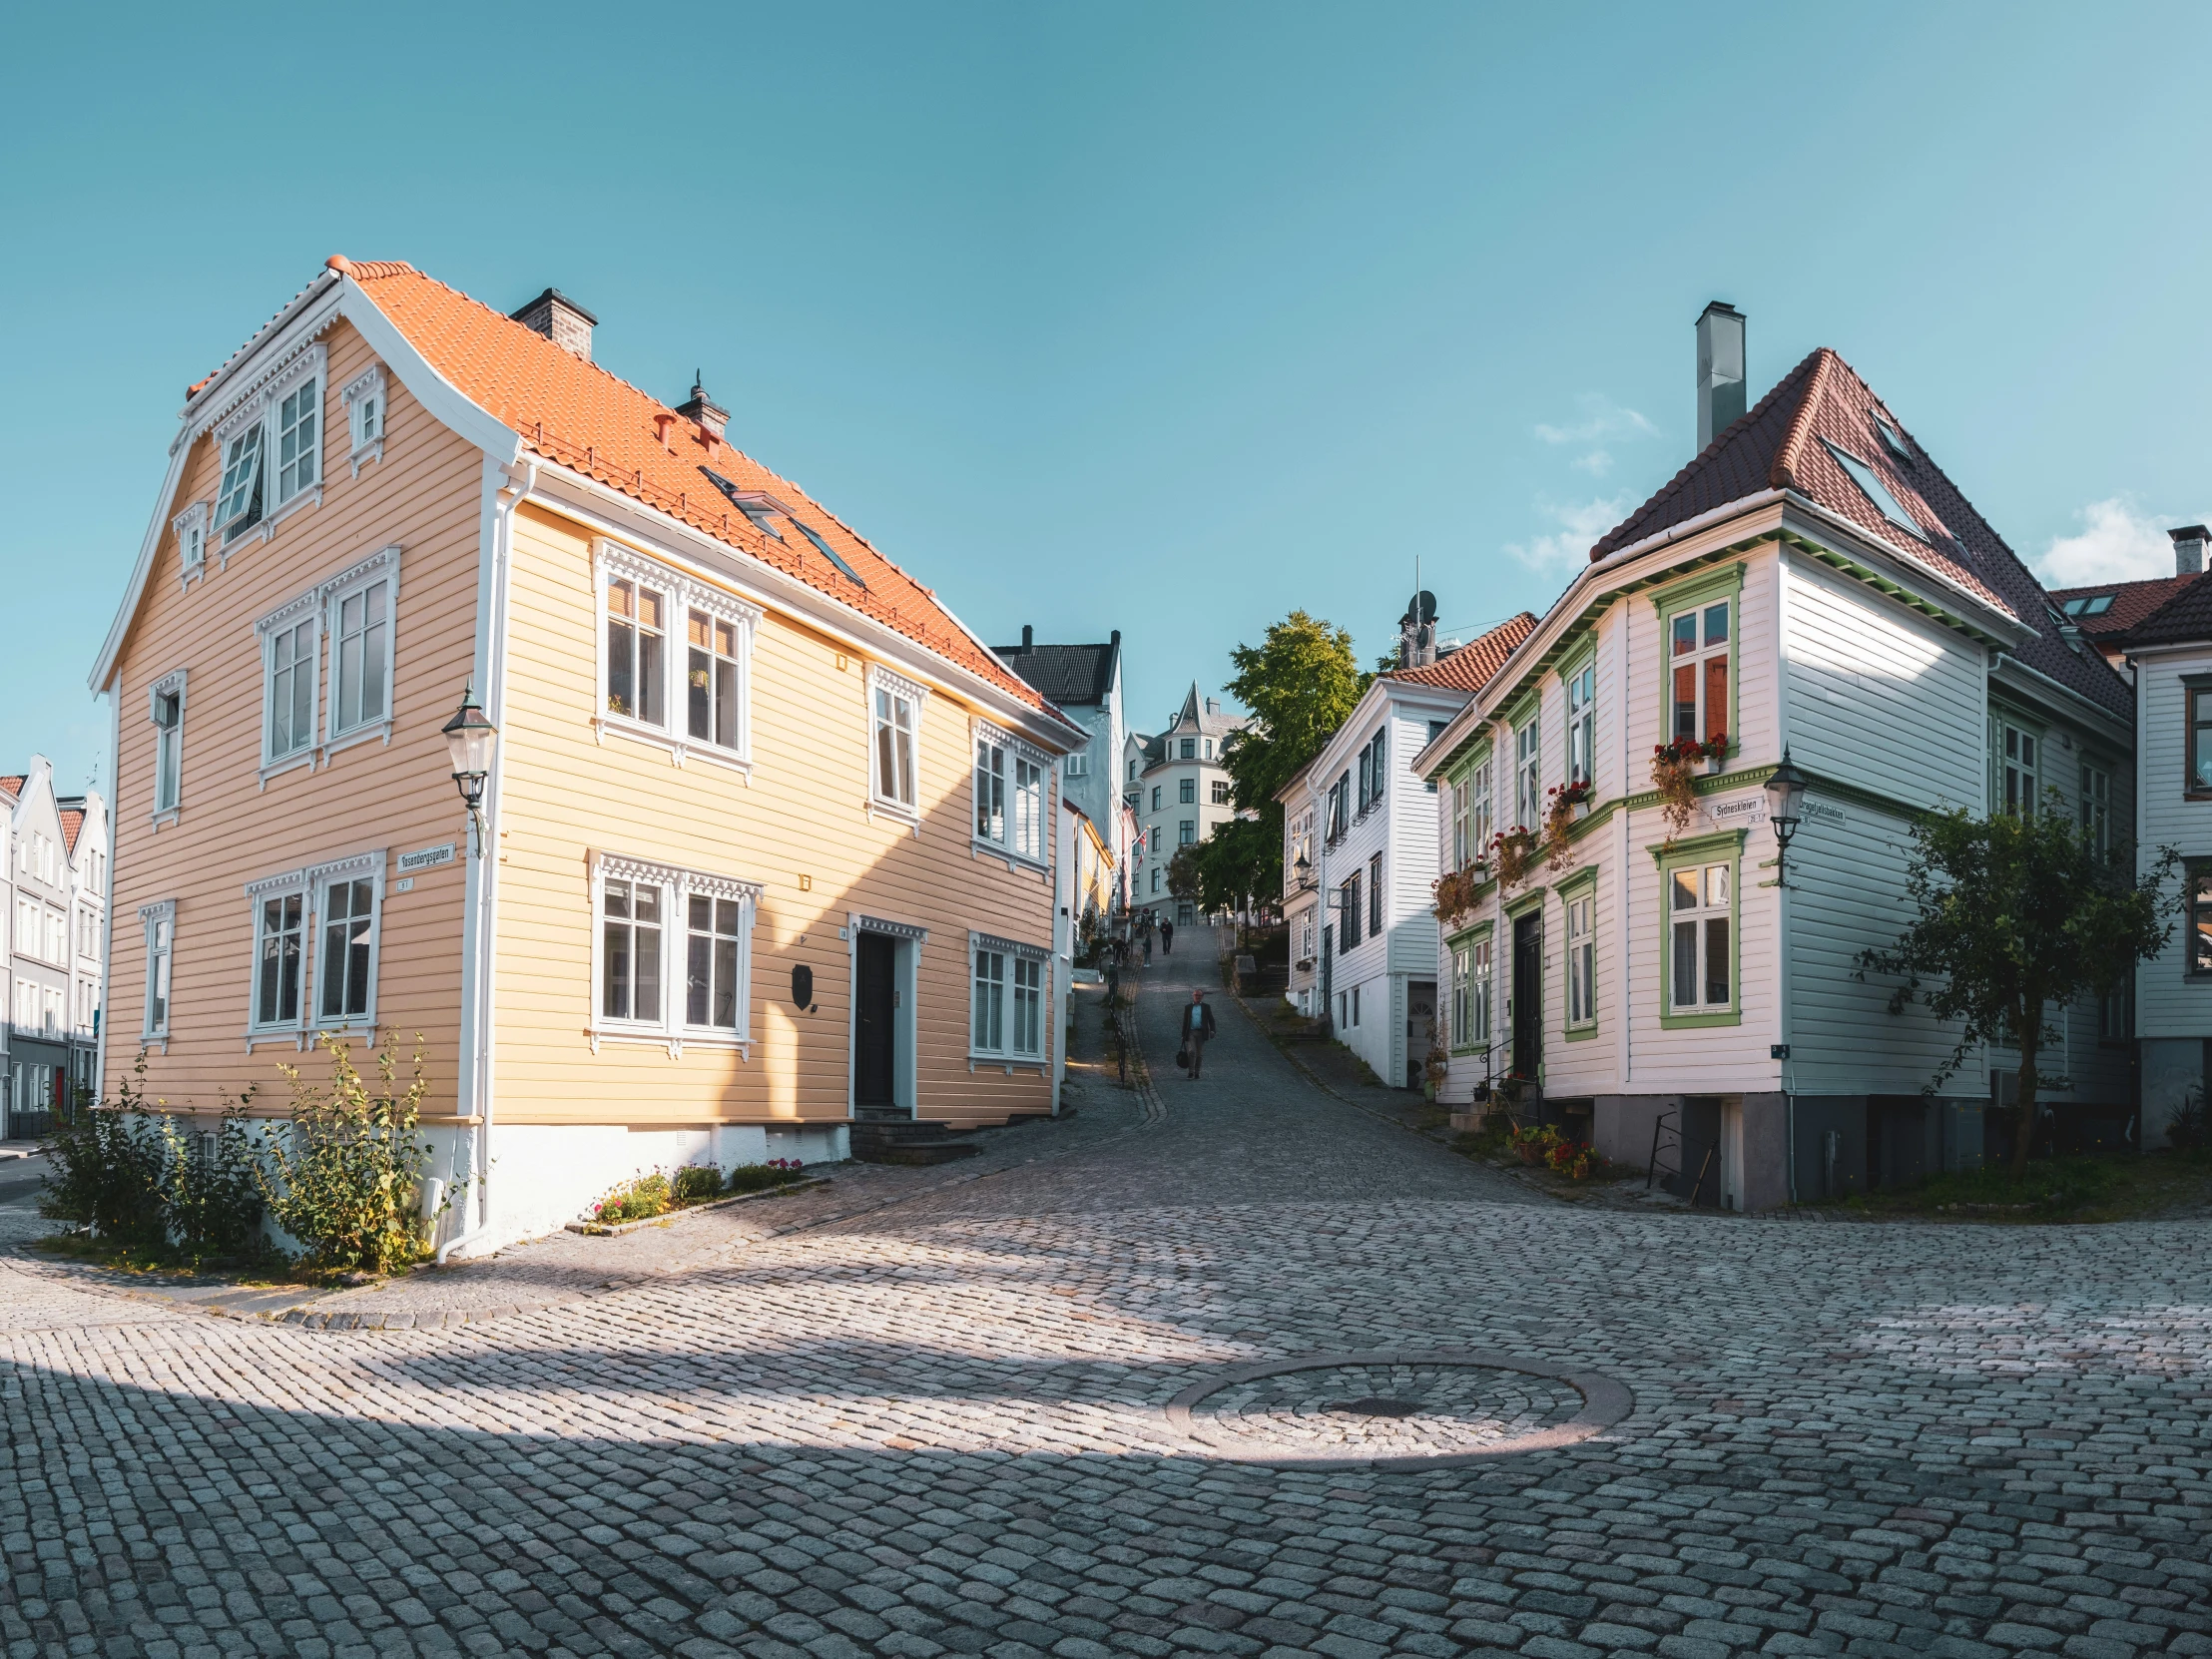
[[715, 656, 737, 749], [1703, 656, 1727, 742], [605, 917, 632, 1019], [2196, 893, 2212, 973], [1704, 916, 1730, 1005], [1673, 663, 1697, 741], [1672, 613, 1697, 657], [713, 932, 738, 1027], [1703, 601, 1729, 647], [637, 602, 664, 727], [895, 721, 915, 805], [1705, 863, 1729, 907], [1673, 919, 1697, 1007], [1672, 869, 1698, 911], [608, 616, 635, 717], [689, 646, 712, 740]]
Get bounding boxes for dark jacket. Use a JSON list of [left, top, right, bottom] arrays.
[[1182, 1000, 1218, 1040]]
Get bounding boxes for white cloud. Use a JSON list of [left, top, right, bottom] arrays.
[[1503, 496, 1631, 577], [1571, 448, 1613, 476], [1534, 394, 1658, 447], [2034, 498, 2207, 588]]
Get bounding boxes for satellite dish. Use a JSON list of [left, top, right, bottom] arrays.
[[1415, 590, 1436, 624]]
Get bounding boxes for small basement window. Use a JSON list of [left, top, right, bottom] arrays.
[[1823, 439, 1928, 542]]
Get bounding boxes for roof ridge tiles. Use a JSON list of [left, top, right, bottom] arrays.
[[1769, 346, 1839, 491]]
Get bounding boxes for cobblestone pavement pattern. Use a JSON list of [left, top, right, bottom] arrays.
[[3, 931, 2209, 1658]]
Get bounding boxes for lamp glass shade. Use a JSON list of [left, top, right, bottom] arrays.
[[441, 692, 498, 779], [1765, 750, 1808, 828]]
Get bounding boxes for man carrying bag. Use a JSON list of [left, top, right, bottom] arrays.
[[1176, 989, 1218, 1079]]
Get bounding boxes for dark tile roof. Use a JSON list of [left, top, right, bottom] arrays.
[[2118, 575, 2212, 648], [2048, 573, 2201, 640], [989, 639, 1118, 708], [1591, 346, 2132, 725], [1387, 613, 1539, 693]]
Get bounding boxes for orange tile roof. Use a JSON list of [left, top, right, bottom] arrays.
[[0, 775, 22, 805], [339, 261, 1053, 718], [1386, 612, 1539, 693], [58, 808, 83, 854]]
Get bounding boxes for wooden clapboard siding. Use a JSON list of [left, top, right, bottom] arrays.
[[2135, 652, 2204, 1040], [103, 318, 478, 1116], [491, 503, 1057, 1128]]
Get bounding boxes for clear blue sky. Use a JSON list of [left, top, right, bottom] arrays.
[[7, 2, 2211, 793]]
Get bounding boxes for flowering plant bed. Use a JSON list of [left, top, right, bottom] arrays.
[[1489, 828, 1542, 890], [569, 1160, 816, 1236], [1508, 1125, 1560, 1165], [1650, 733, 1731, 838]]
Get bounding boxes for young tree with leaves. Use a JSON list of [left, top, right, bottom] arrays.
[[1857, 800, 2173, 1178]]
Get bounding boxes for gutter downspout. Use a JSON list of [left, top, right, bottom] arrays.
[[437, 455, 532, 1266]]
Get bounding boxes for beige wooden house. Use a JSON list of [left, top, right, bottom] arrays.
[[92, 259, 1083, 1251]]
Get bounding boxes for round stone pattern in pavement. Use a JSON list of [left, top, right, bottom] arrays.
[[1165, 1346, 1633, 1468]]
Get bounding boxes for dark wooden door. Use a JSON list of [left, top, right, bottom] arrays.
[[854, 934, 896, 1107], [1511, 911, 1542, 1080]]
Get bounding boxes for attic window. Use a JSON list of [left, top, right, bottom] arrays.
[[2063, 594, 2114, 618], [1874, 418, 1913, 464], [1823, 440, 1928, 542], [792, 520, 866, 589]]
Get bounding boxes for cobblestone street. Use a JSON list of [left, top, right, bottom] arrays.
[[3, 936, 2209, 1658]]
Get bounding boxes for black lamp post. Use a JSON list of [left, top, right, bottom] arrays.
[[1765, 747, 1808, 887], [441, 683, 498, 855]]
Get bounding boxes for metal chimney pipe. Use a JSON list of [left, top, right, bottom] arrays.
[[1696, 301, 1747, 451], [2171, 524, 2209, 577]]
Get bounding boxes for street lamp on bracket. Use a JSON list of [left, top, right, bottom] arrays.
[[441, 682, 498, 856], [1764, 748, 1808, 888]]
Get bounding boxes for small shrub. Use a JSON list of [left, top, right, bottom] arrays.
[[593, 1172, 673, 1224], [671, 1164, 725, 1204], [39, 1058, 168, 1252], [726, 1159, 806, 1194], [154, 1098, 266, 1264], [257, 1034, 433, 1276]]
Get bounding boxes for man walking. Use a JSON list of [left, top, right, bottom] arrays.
[[1161, 917, 1176, 955], [1181, 989, 1217, 1079]]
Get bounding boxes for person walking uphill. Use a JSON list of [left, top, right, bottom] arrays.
[[1161, 918, 1176, 955], [1178, 989, 1218, 1079]]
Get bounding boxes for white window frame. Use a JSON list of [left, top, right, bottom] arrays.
[[255, 587, 322, 786], [242, 849, 384, 1047], [1065, 749, 1089, 778], [341, 363, 385, 476], [148, 669, 188, 828], [1566, 660, 1596, 790], [588, 851, 762, 1058], [173, 501, 210, 590], [1669, 860, 1734, 1013], [1669, 599, 1732, 747], [321, 544, 402, 758], [1514, 718, 1540, 831], [971, 719, 1052, 871], [2081, 762, 2111, 857], [213, 343, 327, 550], [1470, 933, 1493, 1047], [593, 539, 761, 776], [1566, 889, 1595, 1029], [867, 665, 927, 828], [2001, 722, 2039, 818], [138, 902, 175, 1049], [968, 930, 1049, 1072]]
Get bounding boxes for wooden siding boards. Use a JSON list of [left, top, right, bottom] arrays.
[[103, 319, 477, 1117], [2134, 650, 2208, 1041], [493, 505, 1056, 1130]]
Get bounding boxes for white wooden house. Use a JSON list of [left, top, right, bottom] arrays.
[[1417, 311, 2135, 1207], [1279, 612, 1531, 1087], [2115, 563, 2212, 1146]]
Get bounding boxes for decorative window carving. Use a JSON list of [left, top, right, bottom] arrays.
[[174, 501, 209, 588], [968, 931, 1047, 1068], [972, 719, 1049, 868], [243, 849, 384, 1045], [594, 540, 760, 774], [341, 364, 385, 475], [214, 344, 326, 548], [590, 851, 763, 1056]]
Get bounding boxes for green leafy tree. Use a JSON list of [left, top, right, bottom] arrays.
[[1219, 611, 1374, 901], [1176, 817, 1280, 916], [1857, 801, 2174, 1178]]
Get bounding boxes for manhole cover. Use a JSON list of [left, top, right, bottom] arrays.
[[1165, 1348, 1632, 1469], [1330, 1395, 1423, 1418]]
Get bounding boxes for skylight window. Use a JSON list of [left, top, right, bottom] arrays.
[[793, 520, 866, 588], [2083, 595, 2113, 616], [1873, 418, 1914, 463], [2062, 597, 2088, 616], [1822, 439, 1928, 542]]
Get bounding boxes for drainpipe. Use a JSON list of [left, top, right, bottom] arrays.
[[436, 456, 532, 1266]]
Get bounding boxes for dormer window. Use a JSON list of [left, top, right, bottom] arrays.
[[211, 345, 326, 543]]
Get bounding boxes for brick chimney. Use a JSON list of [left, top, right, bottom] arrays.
[[2171, 524, 2209, 577], [510, 288, 597, 360], [676, 373, 728, 443]]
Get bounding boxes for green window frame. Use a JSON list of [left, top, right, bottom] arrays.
[[2079, 760, 2111, 857], [1557, 866, 1599, 1040], [1560, 646, 1597, 793], [1652, 562, 1745, 752], [1650, 829, 1746, 1029], [1447, 740, 1493, 871], [1991, 710, 2045, 818]]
